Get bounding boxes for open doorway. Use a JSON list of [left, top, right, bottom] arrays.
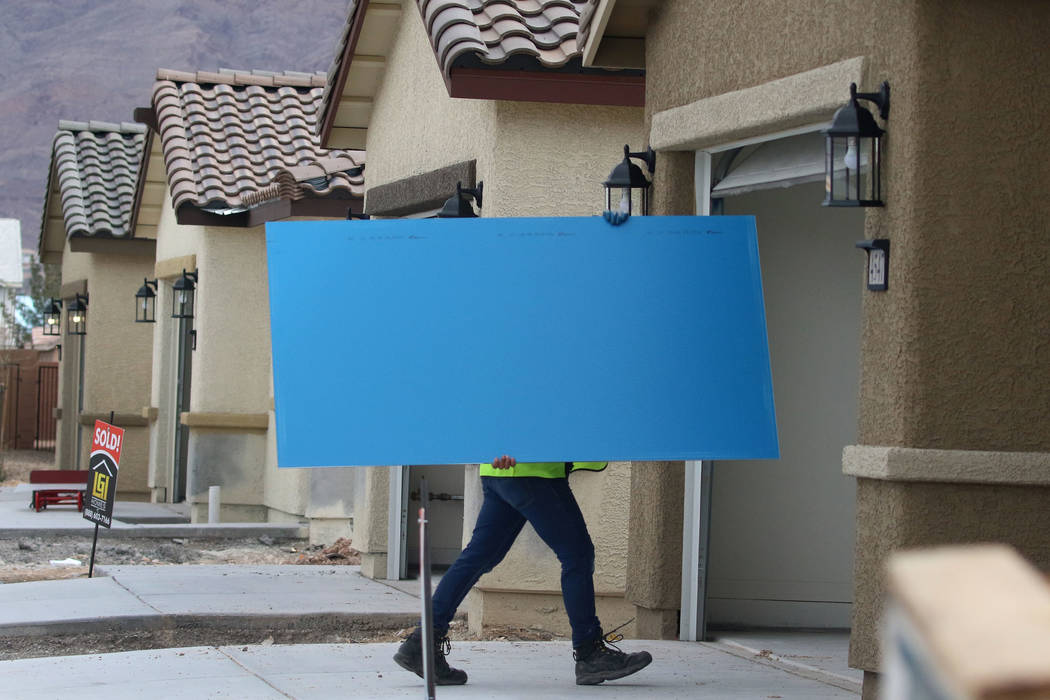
[[170, 316, 192, 503], [706, 175, 864, 629], [400, 464, 465, 576]]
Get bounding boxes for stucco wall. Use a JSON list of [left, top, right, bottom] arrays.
[[191, 226, 270, 414], [645, 0, 1050, 452], [52, 238, 153, 498], [356, 1, 651, 639], [886, 1, 1050, 450], [487, 101, 645, 218], [644, 0, 1050, 682], [80, 252, 155, 497], [365, 6, 497, 193], [55, 248, 92, 469], [148, 191, 206, 502]]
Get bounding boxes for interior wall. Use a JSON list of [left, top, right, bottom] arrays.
[[708, 180, 864, 628]]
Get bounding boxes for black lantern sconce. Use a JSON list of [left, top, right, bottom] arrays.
[[823, 82, 890, 207], [43, 298, 62, 336], [135, 278, 158, 323], [172, 269, 198, 319], [437, 181, 483, 218], [603, 144, 656, 216], [67, 293, 88, 336]]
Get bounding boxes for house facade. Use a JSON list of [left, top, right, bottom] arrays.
[[39, 120, 156, 499], [316, 0, 657, 638], [581, 1, 1050, 696], [134, 69, 365, 540]]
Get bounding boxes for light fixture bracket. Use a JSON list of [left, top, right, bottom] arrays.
[[853, 81, 890, 121]]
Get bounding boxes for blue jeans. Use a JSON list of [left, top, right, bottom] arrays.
[[431, 476, 602, 648]]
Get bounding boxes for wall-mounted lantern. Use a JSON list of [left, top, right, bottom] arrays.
[[823, 82, 890, 207], [172, 269, 198, 319], [135, 278, 158, 323], [43, 298, 62, 336], [67, 293, 88, 336], [603, 144, 656, 216], [437, 181, 483, 218]]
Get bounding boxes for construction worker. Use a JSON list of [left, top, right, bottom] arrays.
[[393, 456, 653, 686]]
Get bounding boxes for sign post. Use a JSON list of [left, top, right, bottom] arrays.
[[83, 418, 124, 577], [418, 477, 436, 699]]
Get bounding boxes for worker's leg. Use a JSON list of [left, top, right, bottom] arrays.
[[487, 476, 601, 647], [430, 476, 527, 634]]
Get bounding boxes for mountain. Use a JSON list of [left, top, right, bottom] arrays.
[[0, 0, 352, 252]]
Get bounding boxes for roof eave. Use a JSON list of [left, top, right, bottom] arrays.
[[580, 0, 653, 70], [448, 68, 644, 107], [175, 196, 364, 228]]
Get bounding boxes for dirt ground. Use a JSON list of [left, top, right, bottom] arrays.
[[0, 450, 562, 648], [0, 448, 54, 487]]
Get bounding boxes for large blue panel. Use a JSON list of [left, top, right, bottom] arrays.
[[266, 216, 777, 467]]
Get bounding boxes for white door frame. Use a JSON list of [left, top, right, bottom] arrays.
[[387, 464, 409, 580], [680, 151, 714, 641]]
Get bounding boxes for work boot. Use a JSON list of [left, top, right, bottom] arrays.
[[393, 627, 468, 685], [573, 630, 653, 685]]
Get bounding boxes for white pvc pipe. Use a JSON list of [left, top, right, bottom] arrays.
[[208, 485, 221, 523]]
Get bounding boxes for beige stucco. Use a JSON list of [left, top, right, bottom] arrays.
[[146, 189, 323, 528], [639, 0, 1050, 690], [52, 235, 154, 500], [364, 6, 497, 193]]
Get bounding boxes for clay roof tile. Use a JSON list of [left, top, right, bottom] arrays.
[[41, 122, 149, 240], [149, 68, 364, 214]]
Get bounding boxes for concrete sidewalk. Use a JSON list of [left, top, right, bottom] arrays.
[[0, 565, 421, 658], [0, 639, 859, 699], [0, 485, 307, 538], [0, 483, 861, 697], [0, 563, 861, 696]]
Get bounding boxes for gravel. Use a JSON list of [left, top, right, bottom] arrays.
[[0, 535, 316, 583]]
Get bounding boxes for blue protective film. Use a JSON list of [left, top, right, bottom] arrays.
[[266, 216, 778, 466]]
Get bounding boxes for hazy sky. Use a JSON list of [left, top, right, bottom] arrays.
[[0, 0, 351, 251]]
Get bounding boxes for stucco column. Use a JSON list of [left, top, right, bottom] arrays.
[[624, 151, 693, 639], [625, 460, 685, 638]]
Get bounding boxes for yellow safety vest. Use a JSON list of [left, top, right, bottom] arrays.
[[478, 461, 608, 478]]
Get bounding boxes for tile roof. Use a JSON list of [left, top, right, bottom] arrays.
[[576, 0, 599, 50], [44, 120, 148, 238], [150, 68, 364, 215], [419, 0, 589, 76]]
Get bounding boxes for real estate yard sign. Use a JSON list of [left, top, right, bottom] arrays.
[[83, 420, 123, 528]]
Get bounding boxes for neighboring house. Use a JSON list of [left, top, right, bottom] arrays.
[[316, 0, 653, 639], [581, 1, 1050, 698], [38, 120, 155, 499], [0, 219, 25, 348], [133, 69, 364, 539]]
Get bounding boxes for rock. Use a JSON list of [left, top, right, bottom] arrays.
[[258, 535, 275, 546], [17, 541, 35, 551], [171, 538, 186, 545]]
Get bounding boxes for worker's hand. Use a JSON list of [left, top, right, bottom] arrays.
[[491, 455, 516, 469], [603, 210, 630, 226]]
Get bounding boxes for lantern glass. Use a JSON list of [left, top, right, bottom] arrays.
[[602, 145, 653, 216], [135, 280, 157, 323], [825, 134, 883, 207], [172, 272, 196, 319], [67, 301, 87, 336], [172, 286, 194, 319], [43, 301, 61, 336], [136, 293, 156, 323]]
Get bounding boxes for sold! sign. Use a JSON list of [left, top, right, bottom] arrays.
[[82, 420, 124, 528]]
